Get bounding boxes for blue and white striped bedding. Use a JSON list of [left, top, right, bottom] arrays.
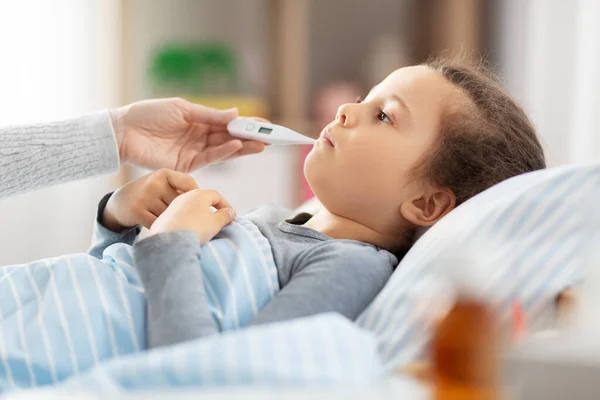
[[23, 314, 384, 396], [2, 162, 598, 394], [0, 217, 280, 391], [358, 162, 599, 369]]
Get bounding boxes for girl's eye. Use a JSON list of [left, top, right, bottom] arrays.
[[377, 110, 392, 123], [355, 96, 363, 104]]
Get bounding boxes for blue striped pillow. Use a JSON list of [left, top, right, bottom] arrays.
[[357, 162, 599, 369]]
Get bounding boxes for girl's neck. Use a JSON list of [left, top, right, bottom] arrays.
[[302, 208, 411, 253]]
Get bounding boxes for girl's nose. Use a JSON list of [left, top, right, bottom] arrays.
[[336, 103, 357, 127]]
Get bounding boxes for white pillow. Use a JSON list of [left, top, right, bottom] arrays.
[[357, 162, 600, 368]]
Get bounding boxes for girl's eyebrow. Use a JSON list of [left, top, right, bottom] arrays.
[[388, 94, 410, 114], [368, 86, 411, 114]]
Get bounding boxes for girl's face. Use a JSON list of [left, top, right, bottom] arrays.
[[304, 66, 460, 234]]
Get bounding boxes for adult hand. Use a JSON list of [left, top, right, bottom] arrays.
[[149, 189, 236, 244], [110, 98, 267, 172]]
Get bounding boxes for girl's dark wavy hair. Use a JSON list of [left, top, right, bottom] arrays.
[[416, 56, 546, 205]]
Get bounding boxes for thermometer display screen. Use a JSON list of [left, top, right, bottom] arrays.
[[258, 127, 273, 134]]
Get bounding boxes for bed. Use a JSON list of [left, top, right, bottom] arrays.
[[2, 161, 598, 398]]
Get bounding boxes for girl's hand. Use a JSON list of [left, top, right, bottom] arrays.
[[149, 189, 236, 244], [103, 169, 199, 231]]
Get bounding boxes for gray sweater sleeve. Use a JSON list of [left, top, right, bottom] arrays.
[[133, 231, 218, 348], [88, 192, 140, 259], [0, 111, 119, 199]]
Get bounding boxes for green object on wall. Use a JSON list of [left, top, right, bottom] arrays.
[[150, 42, 237, 94]]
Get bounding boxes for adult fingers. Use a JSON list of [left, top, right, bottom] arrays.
[[183, 99, 238, 125]]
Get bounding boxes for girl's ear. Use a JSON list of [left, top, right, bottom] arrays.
[[400, 188, 456, 226]]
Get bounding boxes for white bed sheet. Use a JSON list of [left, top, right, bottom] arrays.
[[6, 376, 429, 400]]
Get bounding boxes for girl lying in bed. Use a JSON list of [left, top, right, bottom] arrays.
[[0, 57, 545, 388]]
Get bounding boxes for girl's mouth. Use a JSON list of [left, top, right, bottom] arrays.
[[319, 128, 335, 147]]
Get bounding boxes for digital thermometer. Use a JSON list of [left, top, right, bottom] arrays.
[[227, 117, 316, 145]]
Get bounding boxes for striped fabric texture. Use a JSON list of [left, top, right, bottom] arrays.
[[0, 217, 279, 391], [43, 313, 383, 395], [358, 162, 599, 369]]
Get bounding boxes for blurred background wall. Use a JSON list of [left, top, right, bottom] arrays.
[[0, 0, 598, 265], [0, 0, 121, 265], [493, 0, 600, 167]]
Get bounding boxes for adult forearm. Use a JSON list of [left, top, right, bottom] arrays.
[[0, 111, 119, 199]]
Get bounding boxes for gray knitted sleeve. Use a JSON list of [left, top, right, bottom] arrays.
[[0, 111, 120, 199]]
